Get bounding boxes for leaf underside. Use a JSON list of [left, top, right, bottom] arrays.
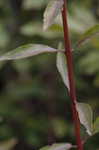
[[43, 0, 64, 30], [76, 102, 93, 135], [40, 143, 72, 150], [0, 44, 61, 61], [56, 52, 69, 90]]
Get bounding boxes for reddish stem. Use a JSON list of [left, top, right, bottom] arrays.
[[61, 0, 83, 150]]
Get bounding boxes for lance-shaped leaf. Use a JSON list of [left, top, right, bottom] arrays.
[[76, 102, 93, 135], [0, 44, 62, 61], [43, 0, 64, 30], [56, 52, 69, 90], [40, 143, 73, 150], [76, 24, 99, 47], [93, 117, 99, 134]]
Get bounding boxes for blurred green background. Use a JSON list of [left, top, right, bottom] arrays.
[[0, 0, 99, 149]]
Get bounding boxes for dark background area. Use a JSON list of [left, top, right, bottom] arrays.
[[0, 0, 99, 149]]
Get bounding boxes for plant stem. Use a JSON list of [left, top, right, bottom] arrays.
[[61, 1, 83, 150]]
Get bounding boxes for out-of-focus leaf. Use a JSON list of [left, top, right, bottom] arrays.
[[56, 52, 69, 90], [78, 51, 99, 74], [73, 6, 96, 28], [23, 0, 48, 9], [93, 117, 99, 134], [51, 118, 67, 137], [0, 44, 62, 61], [0, 139, 17, 150], [0, 23, 9, 48], [43, 0, 64, 30], [76, 25, 99, 47], [21, 22, 63, 38], [76, 102, 93, 135], [40, 143, 73, 150]]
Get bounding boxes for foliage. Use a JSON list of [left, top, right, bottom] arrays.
[[0, 0, 99, 150]]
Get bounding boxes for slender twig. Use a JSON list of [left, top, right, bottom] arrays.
[[61, 0, 83, 150]]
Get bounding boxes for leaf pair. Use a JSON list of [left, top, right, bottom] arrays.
[[0, 0, 98, 61], [0, 24, 99, 61], [0, 39, 96, 138], [0, 44, 94, 137], [0, 44, 63, 61]]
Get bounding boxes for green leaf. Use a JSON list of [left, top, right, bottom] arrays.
[[21, 22, 63, 38], [43, 0, 64, 30], [76, 102, 93, 135], [0, 23, 9, 48], [0, 44, 62, 61], [40, 143, 73, 150], [23, 0, 48, 10], [56, 52, 69, 90], [76, 24, 99, 47], [93, 117, 99, 134], [0, 139, 17, 150]]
